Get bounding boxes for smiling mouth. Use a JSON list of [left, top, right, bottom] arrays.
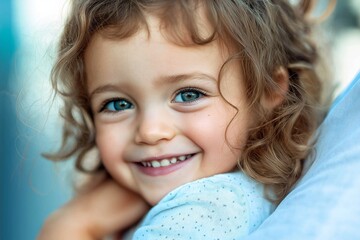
[[139, 154, 194, 168]]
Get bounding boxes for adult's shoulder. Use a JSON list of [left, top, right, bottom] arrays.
[[245, 72, 360, 240]]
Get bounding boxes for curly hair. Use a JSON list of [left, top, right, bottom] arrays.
[[46, 0, 331, 203]]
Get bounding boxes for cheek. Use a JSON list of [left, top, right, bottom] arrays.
[[95, 125, 126, 166], [185, 106, 251, 158], [225, 113, 251, 148], [180, 109, 234, 150], [95, 125, 138, 191]]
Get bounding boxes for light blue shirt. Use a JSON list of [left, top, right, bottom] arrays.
[[244, 72, 360, 240], [125, 172, 273, 239]]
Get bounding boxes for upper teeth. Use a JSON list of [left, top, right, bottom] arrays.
[[141, 155, 191, 168]]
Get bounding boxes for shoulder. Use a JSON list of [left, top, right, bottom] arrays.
[[244, 72, 360, 239], [164, 172, 270, 212], [157, 172, 270, 216], [132, 172, 273, 239]]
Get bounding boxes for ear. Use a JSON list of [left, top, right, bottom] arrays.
[[261, 66, 289, 110]]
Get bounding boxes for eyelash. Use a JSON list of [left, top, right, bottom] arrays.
[[99, 97, 133, 113], [98, 88, 207, 113], [172, 87, 207, 103]]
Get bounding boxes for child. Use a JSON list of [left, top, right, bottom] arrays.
[[39, 0, 327, 239]]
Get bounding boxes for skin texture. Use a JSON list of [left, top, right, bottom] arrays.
[[85, 21, 254, 206]]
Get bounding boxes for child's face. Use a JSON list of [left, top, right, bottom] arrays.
[[85, 26, 253, 205]]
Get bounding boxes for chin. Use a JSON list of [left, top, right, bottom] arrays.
[[143, 194, 162, 206], [140, 181, 193, 206], [141, 190, 170, 206]]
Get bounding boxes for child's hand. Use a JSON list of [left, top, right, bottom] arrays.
[[38, 179, 149, 240]]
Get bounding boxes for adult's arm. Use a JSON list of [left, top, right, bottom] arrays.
[[245, 72, 360, 240]]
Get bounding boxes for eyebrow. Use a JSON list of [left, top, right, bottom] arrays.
[[155, 73, 217, 86], [89, 72, 217, 99], [89, 84, 119, 99]]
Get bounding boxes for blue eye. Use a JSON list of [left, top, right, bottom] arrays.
[[102, 99, 134, 112], [173, 89, 204, 103]]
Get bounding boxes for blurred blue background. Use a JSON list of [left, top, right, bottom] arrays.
[[1, 1, 72, 239], [0, 0, 359, 239]]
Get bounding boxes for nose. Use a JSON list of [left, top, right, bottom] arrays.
[[134, 108, 176, 145]]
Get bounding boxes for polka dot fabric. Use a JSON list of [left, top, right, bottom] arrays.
[[127, 172, 273, 239]]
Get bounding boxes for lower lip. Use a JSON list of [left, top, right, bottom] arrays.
[[136, 155, 194, 176]]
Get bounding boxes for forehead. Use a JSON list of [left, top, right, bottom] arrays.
[[84, 28, 228, 89]]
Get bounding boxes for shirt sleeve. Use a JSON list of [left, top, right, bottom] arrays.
[[132, 173, 270, 240]]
